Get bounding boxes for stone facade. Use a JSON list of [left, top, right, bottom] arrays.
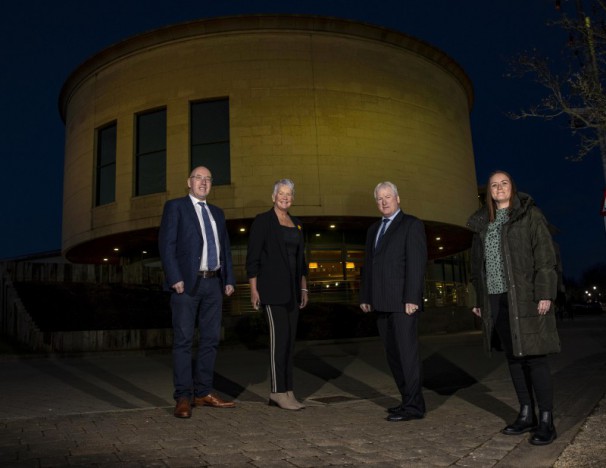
[[59, 15, 477, 264]]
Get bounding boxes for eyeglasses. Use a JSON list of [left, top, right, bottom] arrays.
[[190, 176, 213, 183]]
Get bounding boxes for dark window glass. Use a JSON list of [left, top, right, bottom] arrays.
[[136, 109, 166, 196], [191, 99, 230, 185], [96, 123, 116, 206]]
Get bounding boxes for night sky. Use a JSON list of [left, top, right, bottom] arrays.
[[1, 0, 605, 282]]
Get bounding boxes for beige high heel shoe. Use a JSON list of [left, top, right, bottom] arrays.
[[268, 392, 301, 410], [286, 391, 306, 409]]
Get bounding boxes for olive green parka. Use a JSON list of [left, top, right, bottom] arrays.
[[467, 192, 560, 357]]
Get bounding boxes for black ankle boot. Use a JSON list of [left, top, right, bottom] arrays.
[[530, 411, 557, 445], [502, 404, 538, 435]]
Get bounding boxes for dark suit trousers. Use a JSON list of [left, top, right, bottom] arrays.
[[377, 311, 425, 416], [264, 302, 299, 393], [170, 276, 222, 400]]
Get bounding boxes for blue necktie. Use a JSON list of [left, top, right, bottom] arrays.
[[199, 202, 218, 270], [376, 218, 389, 247]]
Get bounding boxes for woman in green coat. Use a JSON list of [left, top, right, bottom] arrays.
[[467, 170, 560, 446]]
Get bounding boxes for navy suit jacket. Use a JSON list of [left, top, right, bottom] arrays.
[[158, 195, 235, 295], [360, 211, 427, 312]]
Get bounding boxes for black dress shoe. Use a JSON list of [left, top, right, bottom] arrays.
[[386, 410, 424, 422], [387, 404, 403, 414]]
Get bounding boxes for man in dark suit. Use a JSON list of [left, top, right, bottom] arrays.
[[159, 166, 236, 418], [360, 181, 428, 421]]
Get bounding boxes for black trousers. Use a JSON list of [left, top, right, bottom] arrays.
[[490, 293, 554, 412], [264, 302, 299, 393], [376, 311, 425, 416]]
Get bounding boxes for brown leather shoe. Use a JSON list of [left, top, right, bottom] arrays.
[[194, 393, 236, 408], [173, 397, 192, 418]]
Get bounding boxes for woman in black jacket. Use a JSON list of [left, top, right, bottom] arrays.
[[246, 179, 309, 410], [467, 170, 560, 446]]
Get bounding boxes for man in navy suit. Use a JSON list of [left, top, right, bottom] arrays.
[[360, 181, 428, 421], [159, 166, 236, 418]]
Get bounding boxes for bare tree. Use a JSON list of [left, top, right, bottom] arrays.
[[510, 0, 606, 184]]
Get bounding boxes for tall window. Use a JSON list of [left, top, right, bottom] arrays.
[[191, 99, 230, 185], [95, 122, 116, 206], [136, 108, 166, 196]]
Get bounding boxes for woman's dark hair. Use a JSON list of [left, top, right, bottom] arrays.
[[486, 170, 517, 222]]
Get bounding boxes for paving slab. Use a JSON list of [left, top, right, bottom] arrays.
[[0, 315, 604, 467]]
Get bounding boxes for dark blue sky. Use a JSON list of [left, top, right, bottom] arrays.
[[1, 0, 605, 281]]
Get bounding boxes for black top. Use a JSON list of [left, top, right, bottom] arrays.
[[281, 225, 300, 273]]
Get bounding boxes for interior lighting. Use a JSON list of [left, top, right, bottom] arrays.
[[309, 262, 318, 269]]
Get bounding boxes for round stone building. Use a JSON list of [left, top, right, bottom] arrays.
[[59, 15, 478, 308]]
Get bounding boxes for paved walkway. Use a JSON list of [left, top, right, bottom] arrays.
[[0, 315, 605, 467]]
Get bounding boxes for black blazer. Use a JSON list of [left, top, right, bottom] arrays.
[[246, 208, 308, 305], [360, 211, 427, 312], [158, 196, 235, 294]]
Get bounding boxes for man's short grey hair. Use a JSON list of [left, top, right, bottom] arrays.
[[374, 181, 399, 200], [273, 178, 295, 198]]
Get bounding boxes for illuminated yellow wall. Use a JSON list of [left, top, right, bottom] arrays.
[[60, 15, 477, 260]]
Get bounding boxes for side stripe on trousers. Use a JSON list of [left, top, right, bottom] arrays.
[[264, 305, 278, 392]]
